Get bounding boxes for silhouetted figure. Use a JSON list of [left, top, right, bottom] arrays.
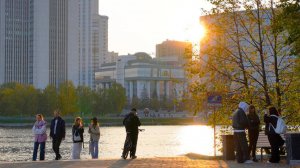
[[264, 107, 285, 163], [247, 105, 260, 162], [232, 102, 252, 163], [122, 108, 141, 159]]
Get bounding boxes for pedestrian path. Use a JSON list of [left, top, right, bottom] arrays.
[[0, 156, 295, 168]]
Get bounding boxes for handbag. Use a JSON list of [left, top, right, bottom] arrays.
[[73, 129, 82, 141]]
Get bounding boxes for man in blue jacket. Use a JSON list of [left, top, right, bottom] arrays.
[[50, 109, 65, 160], [232, 102, 253, 163]]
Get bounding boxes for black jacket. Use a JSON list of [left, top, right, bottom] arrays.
[[72, 125, 84, 143], [247, 113, 260, 131], [123, 112, 141, 134], [232, 108, 249, 130], [50, 116, 66, 139], [264, 114, 278, 135]]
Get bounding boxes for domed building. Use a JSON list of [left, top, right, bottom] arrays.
[[95, 52, 187, 103]]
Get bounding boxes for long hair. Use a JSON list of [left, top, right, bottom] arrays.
[[74, 117, 82, 126], [249, 105, 256, 115], [36, 114, 44, 120], [269, 106, 279, 116]]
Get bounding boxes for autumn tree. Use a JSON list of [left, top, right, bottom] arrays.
[[186, 0, 299, 124]]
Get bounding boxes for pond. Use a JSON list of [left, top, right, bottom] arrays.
[[0, 125, 222, 162]]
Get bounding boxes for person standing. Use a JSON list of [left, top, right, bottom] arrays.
[[264, 107, 285, 163], [247, 105, 260, 162], [232, 102, 253, 163], [122, 108, 141, 159], [88, 117, 100, 159], [32, 114, 47, 161], [50, 109, 65, 160], [71, 117, 84, 159]]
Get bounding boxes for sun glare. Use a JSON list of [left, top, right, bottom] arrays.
[[184, 23, 206, 45], [179, 125, 214, 156]]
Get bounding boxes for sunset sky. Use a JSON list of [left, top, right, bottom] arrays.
[[98, 0, 211, 56]]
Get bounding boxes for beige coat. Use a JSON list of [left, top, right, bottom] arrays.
[[88, 124, 100, 142]]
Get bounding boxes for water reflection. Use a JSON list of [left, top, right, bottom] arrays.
[[0, 125, 220, 162], [179, 125, 214, 156]]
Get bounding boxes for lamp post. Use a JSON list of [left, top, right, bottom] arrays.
[[173, 87, 176, 113]]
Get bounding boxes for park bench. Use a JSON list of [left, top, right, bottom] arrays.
[[256, 131, 286, 161]]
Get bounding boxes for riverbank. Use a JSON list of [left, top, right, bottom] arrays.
[[0, 156, 295, 168], [0, 117, 206, 127]]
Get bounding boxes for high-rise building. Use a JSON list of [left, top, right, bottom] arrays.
[[98, 15, 109, 66], [0, 0, 104, 89], [107, 51, 118, 63], [0, 0, 35, 85], [78, 0, 99, 89], [48, 0, 79, 88], [156, 40, 192, 62]]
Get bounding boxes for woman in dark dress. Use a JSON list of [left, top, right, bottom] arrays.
[[247, 105, 260, 162]]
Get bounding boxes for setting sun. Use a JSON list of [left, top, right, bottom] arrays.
[[185, 23, 207, 44]]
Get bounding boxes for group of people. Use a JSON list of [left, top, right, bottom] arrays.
[[233, 102, 285, 164], [32, 108, 141, 161], [32, 110, 101, 161]]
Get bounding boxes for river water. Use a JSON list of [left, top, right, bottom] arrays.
[[0, 125, 221, 162]]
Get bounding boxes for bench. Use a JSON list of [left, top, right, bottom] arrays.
[[256, 132, 286, 161]]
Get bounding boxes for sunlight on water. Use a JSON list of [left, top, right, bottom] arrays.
[[178, 125, 214, 156]]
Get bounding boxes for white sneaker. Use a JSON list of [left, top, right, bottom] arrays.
[[244, 160, 254, 164]]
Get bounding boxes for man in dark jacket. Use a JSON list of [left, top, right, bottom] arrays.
[[122, 108, 141, 159], [232, 102, 252, 163], [50, 110, 65, 160]]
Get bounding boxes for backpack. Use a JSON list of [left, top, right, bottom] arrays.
[[269, 115, 287, 134]]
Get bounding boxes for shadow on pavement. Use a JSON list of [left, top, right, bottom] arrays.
[[184, 153, 222, 160], [108, 159, 133, 168]]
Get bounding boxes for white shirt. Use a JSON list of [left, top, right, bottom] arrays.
[[54, 119, 58, 135]]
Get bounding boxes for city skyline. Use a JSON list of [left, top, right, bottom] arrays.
[[98, 0, 211, 56]]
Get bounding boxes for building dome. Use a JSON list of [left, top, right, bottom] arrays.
[[134, 52, 152, 60]]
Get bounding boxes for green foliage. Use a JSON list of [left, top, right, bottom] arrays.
[[0, 83, 39, 116], [58, 81, 79, 116], [76, 86, 93, 116], [38, 85, 59, 116], [0, 82, 127, 118], [278, 0, 300, 56], [92, 83, 126, 116]]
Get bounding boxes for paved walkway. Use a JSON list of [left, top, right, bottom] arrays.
[[0, 157, 297, 168]]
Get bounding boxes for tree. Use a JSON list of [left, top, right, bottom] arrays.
[[139, 85, 150, 109], [77, 86, 93, 117], [38, 85, 59, 116], [185, 0, 299, 124], [0, 83, 39, 116], [278, 0, 300, 56], [58, 81, 78, 116], [106, 83, 127, 114]]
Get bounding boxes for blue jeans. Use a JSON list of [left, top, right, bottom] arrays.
[[33, 142, 45, 161], [90, 141, 99, 159]]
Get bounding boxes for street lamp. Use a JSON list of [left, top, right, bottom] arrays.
[[173, 88, 176, 113]]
